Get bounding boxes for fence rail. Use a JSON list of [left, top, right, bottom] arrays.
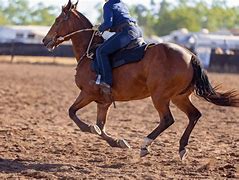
[[0, 42, 239, 72], [0, 42, 74, 57], [209, 53, 239, 72]]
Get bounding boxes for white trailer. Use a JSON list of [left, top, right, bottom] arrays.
[[0, 25, 50, 44]]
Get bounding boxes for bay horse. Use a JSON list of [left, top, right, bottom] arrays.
[[42, 0, 239, 160]]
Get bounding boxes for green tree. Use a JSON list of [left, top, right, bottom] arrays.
[[0, 12, 9, 25], [151, 0, 238, 36], [2, 0, 30, 25], [130, 4, 157, 36], [0, 0, 57, 26], [29, 2, 57, 26], [96, 0, 239, 36], [205, 2, 238, 31]]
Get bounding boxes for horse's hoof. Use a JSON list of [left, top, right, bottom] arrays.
[[140, 148, 150, 157], [90, 125, 102, 135], [117, 139, 131, 149], [179, 148, 188, 161]]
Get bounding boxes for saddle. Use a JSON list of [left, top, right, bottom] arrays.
[[90, 38, 155, 71]]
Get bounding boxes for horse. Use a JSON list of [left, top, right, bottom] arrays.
[[42, 0, 239, 160]]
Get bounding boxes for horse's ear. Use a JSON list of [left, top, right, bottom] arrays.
[[71, 0, 79, 10], [64, 0, 72, 11], [74, 0, 79, 8]]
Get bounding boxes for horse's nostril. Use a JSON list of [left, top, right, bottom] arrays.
[[42, 38, 45, 43]]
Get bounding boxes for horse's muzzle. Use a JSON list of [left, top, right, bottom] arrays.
[[42, 38, 56, 51]]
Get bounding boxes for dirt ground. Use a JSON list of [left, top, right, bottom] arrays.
[[0, 62, 238, 179]]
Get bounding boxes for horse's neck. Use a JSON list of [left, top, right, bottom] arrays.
[[70, 11, 101, 62], [71, 32, 92, 61], [71, 32, 103, 63]]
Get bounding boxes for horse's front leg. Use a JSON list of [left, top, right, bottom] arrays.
[[96, 102, 130, 148], [69, 91, 101, 135]]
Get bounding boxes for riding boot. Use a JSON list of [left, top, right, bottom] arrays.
[[99, 82, 113, 103], [99, 82, 111, 94]]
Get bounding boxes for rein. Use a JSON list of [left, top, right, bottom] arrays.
[[77, 30, 97, 66], [55, 28, 100, 64], [56, 28, 93, 42]]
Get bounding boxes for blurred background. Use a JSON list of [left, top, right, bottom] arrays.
[[0, 0, 239, 71], [0, 2, 239, 179]]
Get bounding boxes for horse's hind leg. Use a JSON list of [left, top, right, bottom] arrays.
[[140, 97, 175, 157], [96, 102, 130, 148], [68, 91, 101, 135], [172, 94, 201, 160]]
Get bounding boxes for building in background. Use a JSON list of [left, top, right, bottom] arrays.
[[0, 25, 51, 44], [158, 28, 239, 68]]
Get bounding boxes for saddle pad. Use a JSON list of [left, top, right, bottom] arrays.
[[110, 43, 148, 68], [92, 43, 154, 72]]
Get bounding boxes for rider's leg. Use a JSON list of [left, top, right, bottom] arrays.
[[95, 31, 131, 87]]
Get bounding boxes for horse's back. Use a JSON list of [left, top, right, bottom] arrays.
[[147, 42, 193, 64], [111, 42, 195, 101], [144, 42, 194, 98]]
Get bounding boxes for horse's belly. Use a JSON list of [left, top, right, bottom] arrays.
[[114, 91, 150, 101], [112, 80, 150, 101]]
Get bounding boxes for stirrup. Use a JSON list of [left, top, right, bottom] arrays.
[[99, 82, 111, 95], [98, 82, 116, 108]]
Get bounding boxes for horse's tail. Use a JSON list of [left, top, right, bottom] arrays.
[[191, 55, 239, 107]]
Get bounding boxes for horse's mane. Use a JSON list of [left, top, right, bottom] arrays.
[[73, 9, 93, 28]]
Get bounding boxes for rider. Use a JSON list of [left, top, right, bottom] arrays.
[[93, 0, 143, 95]]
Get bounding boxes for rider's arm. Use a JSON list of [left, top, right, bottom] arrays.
[[98, 4, 113, 32]]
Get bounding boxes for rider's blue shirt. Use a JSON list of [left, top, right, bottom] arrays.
[[98, 0, 136, 32]]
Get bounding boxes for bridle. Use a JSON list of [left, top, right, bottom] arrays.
[[55, 28, 99, 61], [48, 9, 102, 62], [56, 28, 93, 42]]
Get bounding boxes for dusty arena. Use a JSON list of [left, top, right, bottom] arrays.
[[0, 61, 238, 179]]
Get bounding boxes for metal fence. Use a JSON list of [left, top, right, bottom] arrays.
[[209, 53, 239, 72], [0, 42, 74, 57], [0, 42, 239, 72]]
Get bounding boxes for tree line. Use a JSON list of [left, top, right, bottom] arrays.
[[0, 0, 57, 26], [129, 0, 239, 36], [0, 0, 238, 36]]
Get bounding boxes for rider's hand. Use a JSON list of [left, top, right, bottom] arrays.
[[92, 25, 100, 31]]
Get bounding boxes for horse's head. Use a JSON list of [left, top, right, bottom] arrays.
[[42, 0, 85, 51]]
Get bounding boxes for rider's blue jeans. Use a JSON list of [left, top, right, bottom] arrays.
[[95, 25, 142, 86]]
